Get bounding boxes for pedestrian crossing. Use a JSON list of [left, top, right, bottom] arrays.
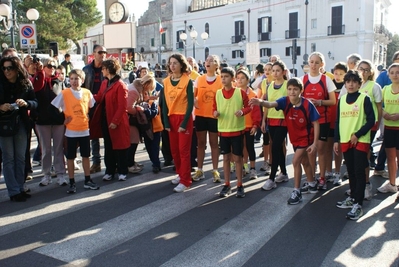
[[0, 142, 399, 266]]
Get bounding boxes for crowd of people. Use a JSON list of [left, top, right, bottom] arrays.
[[0, 45, 398, 222]]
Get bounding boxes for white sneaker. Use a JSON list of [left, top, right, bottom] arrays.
[[118, 174, 127, 181], [102, 174, 113, 181], [377, 182, 398, 193], [333, 173, 342, 186], [58, 175, 68, 186], [249, 169, 258, 180], [275, 172, 289, 183], [373, 170, 389, 179], [262, 179, 277, 191], [171, 175, 180, 185], [364, 183, 373, 200], [173, 183, 188, 193], [39, 175, 52, 186]]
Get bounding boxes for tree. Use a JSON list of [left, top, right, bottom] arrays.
[[0, 0, 102, 54], [386, 34, 399, 66]]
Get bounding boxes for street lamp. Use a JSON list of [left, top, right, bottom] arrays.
[[0, 1, 39, 50], [179, 25, 208, 59]]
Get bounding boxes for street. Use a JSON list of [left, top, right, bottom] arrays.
[[0, 136, 398, 267]]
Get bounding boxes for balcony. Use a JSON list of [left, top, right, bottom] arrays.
[[176, 41, 184, 50], [285, 29, 300, 39], [327, 25, 345, 36], [374, 24, 392, 42], [231, 35, 246, 44], [258, 32, 271, 41]]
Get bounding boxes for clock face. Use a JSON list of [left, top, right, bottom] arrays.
[[109, 2, 127, 23]]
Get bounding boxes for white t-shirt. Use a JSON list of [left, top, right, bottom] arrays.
[[51, 88, 96, 137], [300, 73, 336, 93]]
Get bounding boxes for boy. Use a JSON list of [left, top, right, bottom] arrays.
[[250, 78, 320, 204], [334, 70, 375, 220], [213, 67, 252, 198], [51, 69, 98, 194]]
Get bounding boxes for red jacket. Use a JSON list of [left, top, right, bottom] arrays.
[[90, 77, 130, 150]]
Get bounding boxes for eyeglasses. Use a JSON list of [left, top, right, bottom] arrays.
[[96, 51, 107, 55], [46, 64, 56, 69], [358, 67, 370, 73], [2, 66, 15, 71]]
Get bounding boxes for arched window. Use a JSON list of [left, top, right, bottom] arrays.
[[205, 47, 209, 60], [205, 23, 209, 35]]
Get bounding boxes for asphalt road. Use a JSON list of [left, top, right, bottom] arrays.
[[0, 135, 398, 267]]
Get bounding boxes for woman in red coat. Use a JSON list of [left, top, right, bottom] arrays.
[[90, 59, 130, 181]]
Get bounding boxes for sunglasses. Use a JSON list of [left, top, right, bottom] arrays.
[[46, 64, 56, 69], [2, 66, 15, 71], [97, 51, 107, 55]]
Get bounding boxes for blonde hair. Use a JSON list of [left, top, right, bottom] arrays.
[[140, 74, 156, 92]]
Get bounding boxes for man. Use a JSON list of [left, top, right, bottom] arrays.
[[346, 53, 362, 70], [61, 53, 74, 77], [82, 44, 107, 174]]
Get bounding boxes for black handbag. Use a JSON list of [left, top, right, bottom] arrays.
[[0, 109, 20, 136]]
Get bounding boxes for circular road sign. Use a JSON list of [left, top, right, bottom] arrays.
[[21, 25, 34, 38]]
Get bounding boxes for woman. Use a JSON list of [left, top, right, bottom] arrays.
[[162, 53, 194, 192], [126, 74, 156, 173], [192, 54, 222, 183], [90, 58, 130, 182], [0, 56, 37, 201], [35, 57, 67, 187]]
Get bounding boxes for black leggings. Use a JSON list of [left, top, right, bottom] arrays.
[[269, 126, 287, 181], [244, 131, 255, 161], [343, 148, 368, 205]]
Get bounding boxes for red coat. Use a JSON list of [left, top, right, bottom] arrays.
[[90, 78, 130, 150]]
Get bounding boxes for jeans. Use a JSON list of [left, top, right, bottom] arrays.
[[0, 124, 27, 197], [91, 138, 101, 165], [144, 132, 161, 168]]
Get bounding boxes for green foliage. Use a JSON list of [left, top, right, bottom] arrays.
[[123, 59, 135, 71], [0, 0, 102, 52], [386, 34, 399, 66]]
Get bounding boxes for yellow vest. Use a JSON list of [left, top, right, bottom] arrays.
[[216, 88, 245, 132], [339, 93, 370, 143], [163, 75, 190, 116], [195, 75, 222, 118], [360, 81, 378, 123], [62, 88, 91, 131], [267, 81, 287, 119], [382, 85, 399, 127]]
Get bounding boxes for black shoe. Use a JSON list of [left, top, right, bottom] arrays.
[[10, 193, 26, 202], [21, 191, 31, 198], [152, 166, 160, 173], [163, 160, 173, 167], [236, 186, 245, 198], [219, 185, 231, 198], [67, 184, 77, 194], [287, 190, 302, 205]]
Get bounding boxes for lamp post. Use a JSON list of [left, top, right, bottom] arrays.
[[180, 25, 208, 60], [0, 1, 39, 50], [304, 0, 309, 65]]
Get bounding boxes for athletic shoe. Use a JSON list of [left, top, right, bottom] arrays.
[[230, 162, 235, 173], [300, 181, 318, 194], [171, 175, 180, 185], [243, 163, 250, 175], [84, 180, 100, 190], [67, 184, 76, 194], [364, 183, 372, 200], [219, 185, 232, 197], [39, 175, 52, 186], [275, 172, 288, 183], [346, 203, 363, 220], [249, 169, 258, 180], [212, 170, 221, 183], [128, 165, 143, 174], [333, 173, 342, 186], [26, 172, 33, 180], [192, 170, 205, 182], [373, 170, 389, 179], [262, 179, 277, 191], [118, 174, 127, 181], [236, 186, 245, 198], [336, 197, 354, 209], [58, 176, 68, 186], [102, 174, 113, 181], [260, 161, 270, 171], [152, 166, 160, 173], [173, 183, 188, 193], [317, 177, 327, 190], [377, 182, 398, 193], [326, 172, 334, 183], [287, 190, 302, 205]]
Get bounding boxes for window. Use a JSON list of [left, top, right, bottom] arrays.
[[232, 50, 244, 59], [329, 6, 344, 35], [151, 38, 154, 47], [205, 47, 209, 59], [311, 19, 317, 29], [286, 12, 299, 39], [260, 48, 271, 57], [161, 33, 166, 45], [232, 20, 245, 43], [205, 22, 209, 35], [258, 17, 272, 41], [176, 30, 185, 49]]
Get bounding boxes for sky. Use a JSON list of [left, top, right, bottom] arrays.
[[96, 0, 151, 19]]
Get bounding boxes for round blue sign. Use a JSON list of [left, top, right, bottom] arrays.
[[21, 26, 34, 38]]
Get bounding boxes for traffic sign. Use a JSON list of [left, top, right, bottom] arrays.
[[19, 24, 37, 49]]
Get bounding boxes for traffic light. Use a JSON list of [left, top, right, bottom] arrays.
[[292, 39, 297, 65], [49, 42, 59, 57]]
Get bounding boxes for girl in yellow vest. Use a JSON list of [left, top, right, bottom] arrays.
[[162, 54, 194, 193], [334, 70, 375, 220], [192, 55, 223, 183], [51, 69, 97, 194], [377, 63, 399, 195]]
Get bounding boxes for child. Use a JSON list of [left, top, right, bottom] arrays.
[[250, 78, 320, 204], [213, 67, 252, 198], [51, 69, 97, 194], [334, 70, 375, 220]]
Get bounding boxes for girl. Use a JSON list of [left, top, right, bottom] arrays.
[[162, 53, 194, 192]]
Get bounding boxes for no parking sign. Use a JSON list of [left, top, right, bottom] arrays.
[[19, 24, 37, 49]]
